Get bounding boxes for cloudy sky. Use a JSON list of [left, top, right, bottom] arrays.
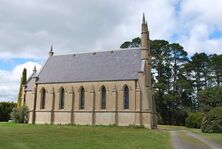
[[0, 0, 222, 101]]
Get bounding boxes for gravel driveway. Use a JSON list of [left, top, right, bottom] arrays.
[[170, 130, 222, 149]]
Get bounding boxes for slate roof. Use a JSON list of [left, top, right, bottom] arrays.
[[25, 77, 35, 91], [32, 48, 141, 84]]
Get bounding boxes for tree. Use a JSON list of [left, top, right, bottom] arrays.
[[120, 38, 191, 125], [11, 105, 29, 123], [190, 53, 210, 91], [163, 43, 191, 124], [151, 40, 172, 124], [198, 87, 222, 112], [188, 53, 212, 111], [120, 37, 141, 48], [168, 43, 189, 92], [210, 54, 222, 86], [0, 102, 16, 121], [17, 68, 27, 107], [119, 37, 221, 125], [120, 41, 131, 48]]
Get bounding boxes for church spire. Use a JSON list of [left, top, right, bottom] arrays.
[[32, 65, 38, 79], [141, 13, 149, 60], [49, 45, 54, 57], [142, 13, 146, 24]]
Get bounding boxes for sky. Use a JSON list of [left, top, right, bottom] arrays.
[[0, 0, 222, 102]]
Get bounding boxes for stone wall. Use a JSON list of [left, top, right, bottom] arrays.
[[25, 80, 155, 128]]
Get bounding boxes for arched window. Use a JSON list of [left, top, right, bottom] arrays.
[[124, 86, 129, 109], [59, 87, 65, 109], [79, 87, 85, 109], [101, 86, 106, 109], [40, 88, 46, 109]]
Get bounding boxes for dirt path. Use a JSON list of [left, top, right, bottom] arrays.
[[169, 129, 222, 149], [184, 130, 222, 149], [170, 130, 210, 149]]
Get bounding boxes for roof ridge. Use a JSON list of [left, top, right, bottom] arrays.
[[52, 48, 140, 57]]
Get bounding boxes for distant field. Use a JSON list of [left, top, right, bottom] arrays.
[[0, 123, 171, 149]]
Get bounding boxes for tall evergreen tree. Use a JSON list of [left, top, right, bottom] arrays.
[[190, 53, 210, 91], [120, 37, 221, 125], [168, 43, 189, 92], [17, 68, 27, 107], [189, 53, 210, 111], [210, 54, 222, 86]]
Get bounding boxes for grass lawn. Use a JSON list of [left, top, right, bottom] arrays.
[[0, 123, 171, 149]]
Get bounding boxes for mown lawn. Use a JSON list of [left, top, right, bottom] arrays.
[[0, 123, 171, 149]]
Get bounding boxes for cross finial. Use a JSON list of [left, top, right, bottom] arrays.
[[33, 65, 37, 73], [49, 45, 54, 56]]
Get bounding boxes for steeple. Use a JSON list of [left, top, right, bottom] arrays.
[[49, 45, 54, 56], [33, 65, 37, 73], [141, 13, 149, 60], [139, 13, 157, 129], [142, 13, 146, 24], [32, 65, 38, 79]]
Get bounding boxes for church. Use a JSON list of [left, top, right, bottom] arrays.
[[21, 15, 157, 129]]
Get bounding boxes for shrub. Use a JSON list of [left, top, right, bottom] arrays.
[[0, 102, 16, 122], [10, 105, 29, 123], [201, 106, 222, 133], [185, 112, 204, 128]]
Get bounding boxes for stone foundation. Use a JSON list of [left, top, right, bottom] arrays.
[[29, 110, 156, 128]]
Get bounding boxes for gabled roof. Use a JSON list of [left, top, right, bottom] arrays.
[[36, 48, 141, 84], [25, 77, 35, 91]]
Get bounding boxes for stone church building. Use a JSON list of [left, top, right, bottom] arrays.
[[22, 15, 157, 129]]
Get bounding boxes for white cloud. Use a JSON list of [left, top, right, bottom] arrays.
[[0, 0, 221, 58], [0, 62, 41, 102], [0, 0, 222, 101], [176, 0, 222, 55]]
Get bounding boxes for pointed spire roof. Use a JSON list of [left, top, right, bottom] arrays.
[[50, 45, 53, 52], [142, 13, 146, 24], [145, 21, 149, 31], [141, 13, 148, 33]]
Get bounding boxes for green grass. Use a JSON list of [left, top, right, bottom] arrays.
[[0, 123, 171, 149]]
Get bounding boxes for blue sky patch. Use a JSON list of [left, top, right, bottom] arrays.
[[209, 29, 222, 39], [0, 58, 41, 70]]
